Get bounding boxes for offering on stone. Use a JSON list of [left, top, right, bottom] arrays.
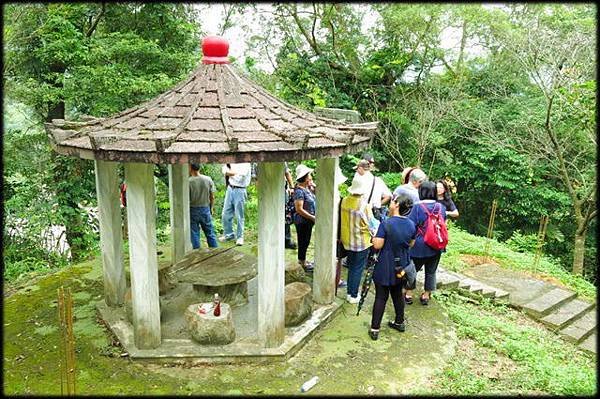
[[197, 303, 213, 315], [213, 293, 221, 317]]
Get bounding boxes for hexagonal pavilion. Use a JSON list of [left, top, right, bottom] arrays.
[[45, 36, 377, 360]]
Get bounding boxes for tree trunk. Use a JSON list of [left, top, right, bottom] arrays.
[[46, 101, 65, 122], [45, 80, 89, 262], [571, 229, 586, 275]]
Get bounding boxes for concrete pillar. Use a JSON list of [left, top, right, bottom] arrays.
[[257, 162, 285, 347], [94, 160, 126, 307], [124, 162, 161, 349], [313, 157, 339, 304], [168, 164, 191, 264]]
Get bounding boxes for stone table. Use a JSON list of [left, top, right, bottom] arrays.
[[171, 247, 257, 307], [184, 302, 236, 345]]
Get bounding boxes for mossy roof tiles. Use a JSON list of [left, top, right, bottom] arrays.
[[46, 63, 377, 164]]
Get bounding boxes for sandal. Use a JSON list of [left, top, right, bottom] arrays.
[[404, 295, 413, 305], [420, 294, 429, 306]]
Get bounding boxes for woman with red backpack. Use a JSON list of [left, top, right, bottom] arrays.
[[405, 180, 448, 306]]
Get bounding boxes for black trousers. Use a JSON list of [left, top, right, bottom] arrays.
[[295, 222, 313, 262], [371, 282, 405, 330], [410, 253, 441, 292]]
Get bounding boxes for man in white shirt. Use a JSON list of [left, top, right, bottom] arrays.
[[393, 167, 426, 205], [353, 159, 392, 221], [220, 162, 252, 245]]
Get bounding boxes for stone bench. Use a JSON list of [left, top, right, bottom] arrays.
[[285, 262, 306, 284], [171, 247, 257, 307], [184, 302, 236, 345], [285, 282, 313, 326]]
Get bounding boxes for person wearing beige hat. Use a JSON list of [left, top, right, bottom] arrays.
[[293, 164, 317, 272], [354, 158, 392, 222], [339, 174, 375, 303]]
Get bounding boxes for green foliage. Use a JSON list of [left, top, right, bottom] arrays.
[[247, 3, 596, 280], [505, 231, 539, 253], [379, 172, 402, 193], [3, 3, 201, 271]]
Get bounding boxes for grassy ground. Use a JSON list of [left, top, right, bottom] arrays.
[[422, 291, 596, 395], [3, 222, 597, 395], [3, 244, 457, 395]]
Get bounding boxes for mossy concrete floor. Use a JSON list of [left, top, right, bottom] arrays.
[[3, 244, 457, 395]]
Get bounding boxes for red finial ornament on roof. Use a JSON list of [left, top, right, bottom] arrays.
[[201, 36, 230, 64]]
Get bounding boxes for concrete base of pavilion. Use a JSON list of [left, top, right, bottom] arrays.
[[96, 275, 342, 364]]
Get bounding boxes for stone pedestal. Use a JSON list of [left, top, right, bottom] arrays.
[[192, 282, 248, 307], [285, 282, 313, 326], [185, 303, 235, 345], [285, 262, 306, 284]]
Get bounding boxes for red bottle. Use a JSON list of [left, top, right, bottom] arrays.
[[213, 293, 221, 317]]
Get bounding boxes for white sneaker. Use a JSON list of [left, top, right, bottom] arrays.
[[346, 295, 360, 304], [219, 235, 234, 242], [236, 237, 244, 246]]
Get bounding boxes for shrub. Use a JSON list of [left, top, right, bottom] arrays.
[[505, 230, 539, 253]]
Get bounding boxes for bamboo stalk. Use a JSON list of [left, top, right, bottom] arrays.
[[67, 288, 76, 395], [533, 215, 549, 271], [58, 286, 76, 395], [484, 199, 498, 257], [58, 287, 65, 395]]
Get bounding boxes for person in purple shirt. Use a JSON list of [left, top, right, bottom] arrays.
[[405, 180, 447, 306]]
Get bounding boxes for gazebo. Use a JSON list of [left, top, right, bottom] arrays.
[[45, 36, 377, 360]]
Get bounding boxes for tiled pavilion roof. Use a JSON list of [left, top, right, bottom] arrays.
[[45, 46, 377, 164]]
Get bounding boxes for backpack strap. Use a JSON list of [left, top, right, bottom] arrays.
[[367, 175, 376, 204], [417, 203, 430, 236]]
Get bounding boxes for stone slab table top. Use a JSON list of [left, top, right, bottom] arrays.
[[172, 247, 257, 286]]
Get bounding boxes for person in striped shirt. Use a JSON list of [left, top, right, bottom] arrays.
[[340, 174, 376, 304]]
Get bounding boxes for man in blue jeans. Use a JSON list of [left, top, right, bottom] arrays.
[[189, 163, 218, 249], [220, 162, 252, 246]]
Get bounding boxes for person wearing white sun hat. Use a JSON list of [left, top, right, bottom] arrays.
[[339, 173, 376, 303], [293, 164, 316, 272]]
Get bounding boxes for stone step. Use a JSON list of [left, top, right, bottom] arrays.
[[457, 277, 474, 291], [436, 272, 460, 289], [522, 288, 577, 319], [578, 333, 597, 355], [558, 309, 596, 344], [540, 299, 595, 330], [438, 270, 508, 302], [479, 286, 496, 298], [466, 280, 485, 295], [494, 289, 510, 301]]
